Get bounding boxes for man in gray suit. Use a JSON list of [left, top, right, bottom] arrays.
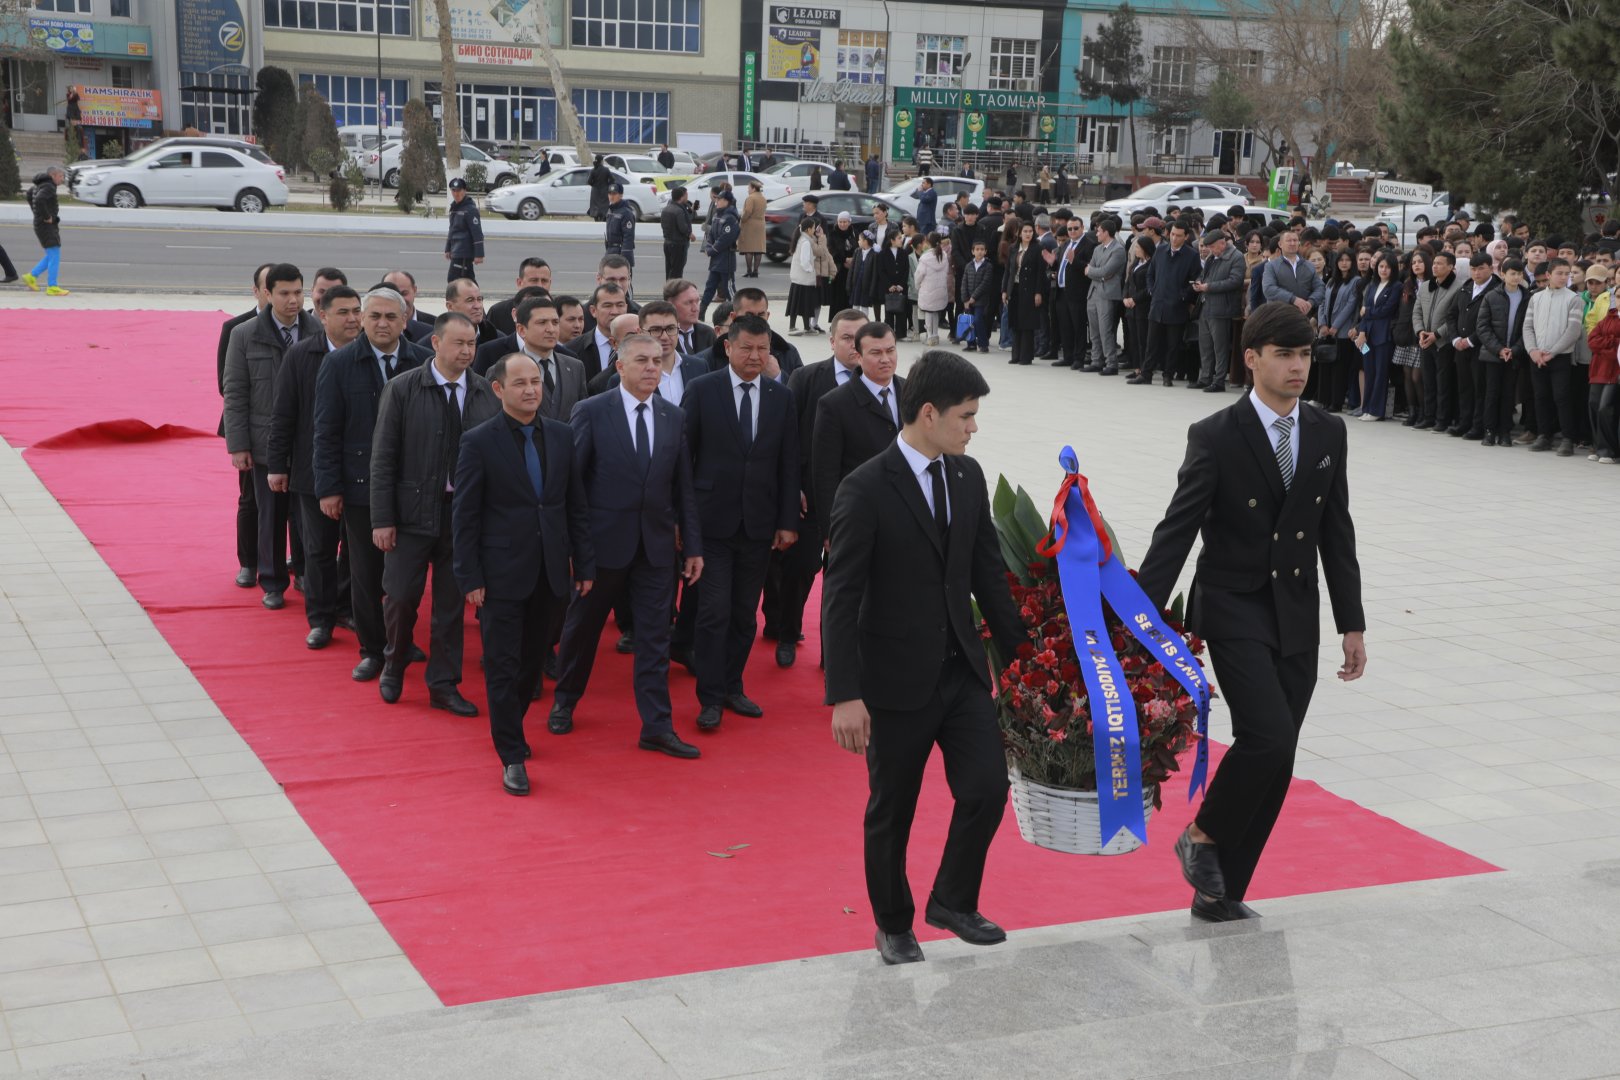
[[1192, 229, 1246, 392], [1082, 214, 1127, 375], [1261, 229, 1327, 316]]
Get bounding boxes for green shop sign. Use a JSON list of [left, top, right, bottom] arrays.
[[890, 86, 1050, 160], [741, 51, 757, 139]]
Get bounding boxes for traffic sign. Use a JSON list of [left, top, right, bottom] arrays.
[[1373, 179, 1434, 204]]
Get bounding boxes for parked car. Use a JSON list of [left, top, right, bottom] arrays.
[[338, 125, 403, 166], [1100, 181, 1252, 219], [73, 145, 288, 213], [367, 142, 520, 191], [518, 146, 583, 181], [67, 136, 272, 193], [645, 146, 705, 172], [763, 159, 860, 189], [487, 165, 662, 222], [763, 190, 905, 262], [1374, 192, 1485, 228], [659, 171, 794, 219], [879, 175, 986, 216], [603, 153, 694, 192]]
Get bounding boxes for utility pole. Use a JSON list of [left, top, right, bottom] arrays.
[[533, 0, 590, 160]]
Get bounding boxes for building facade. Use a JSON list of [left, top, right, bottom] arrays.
[[2, 0, 160, 141]]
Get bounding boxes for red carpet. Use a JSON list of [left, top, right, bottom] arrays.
[[0, 310, 1497, 1006]]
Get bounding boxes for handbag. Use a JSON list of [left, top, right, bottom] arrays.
[[885, 291, 907, 315], [955, 312, 975, 338], [1312, 338, 1338, 364]]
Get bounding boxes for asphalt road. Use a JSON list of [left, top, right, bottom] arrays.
[[0, 219, 787, 297]]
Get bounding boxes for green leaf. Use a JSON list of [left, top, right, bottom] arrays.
[[1170, 592, 1186, 623], [1012, 486, 1050, 550], [992, 475, 1017, 522]]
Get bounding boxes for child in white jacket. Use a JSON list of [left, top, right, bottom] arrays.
[[1522, 259, 1585, 454], [913, 233, 951, 345]]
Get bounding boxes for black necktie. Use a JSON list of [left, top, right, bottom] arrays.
[[444, 382, 460, 428], [280, 325, 293, 349], [927, 460, 949, 543], [738, 382, 754, 453], [878, 386, 894, 430], [382, 353, 396, 378], [541, 358, 555, 399], [680, 330, 692, 353], [634, 402, 651, 475]]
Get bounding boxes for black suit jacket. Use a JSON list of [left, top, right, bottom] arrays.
[[452, 412, 595, 601], [680, 322, 717, 357], [566, 330, 615, 382], [568, 389, 701, 569], [785, 357, 852, 503], [403, 311, 434, 344], [370, 364, 501, 536], [1054, 234, 1096, 305], [266, 333, 331, 493], [682, 369, 800, 541], [311, 336, 430, 505], [822, 443, 1022, 710], [1136, 397, 1364, 655], [810, 375, 903, 537]]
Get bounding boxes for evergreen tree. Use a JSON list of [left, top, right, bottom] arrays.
[[0, 123, 22, 199], [298, 84, 343, 181], [1076, 3, 1147, 182], [396, 98, 444, 213], [251, 66, 300, 167]]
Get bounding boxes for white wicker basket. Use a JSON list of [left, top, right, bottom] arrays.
[[1008, 768, 1157, 856]]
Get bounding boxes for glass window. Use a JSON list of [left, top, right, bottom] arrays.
[[571, 88, 668, 145], [153, 152, 193, 169], [181, 72, 251, 136], [570, 0, 699, 53], [987, 38, 1038, 91], [913, 34, 966, 88], [201, 151, 241, 168], [300, 74, 411, 128], [1149, 46, 1193, 98], [110, 65, 134, 89], [264, 0, 411, 36], [836, 29, 886, 85], [110, 0, 132, 16], [32, 0, 92, 11]]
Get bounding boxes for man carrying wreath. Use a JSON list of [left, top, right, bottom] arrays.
[[1137, 301, 1367, 921]]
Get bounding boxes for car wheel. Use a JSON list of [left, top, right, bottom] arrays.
[[491, 173, 516, 189], [426, 175, 444, 195], [518, 198, 544, 221], [109, 185, 141, 209], [1414, 214, 1430, 226], [383, 168, 401, 188], [235, 189, 267, 214], [767, 249, 788, 264]]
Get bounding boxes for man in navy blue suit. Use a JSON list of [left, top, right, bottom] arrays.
[[549, 335, 705, 759], [452, 354, 596, 796], [682, 314, 800, 731]]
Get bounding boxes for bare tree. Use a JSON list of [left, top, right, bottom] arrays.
[[432, 0, 461, 169]]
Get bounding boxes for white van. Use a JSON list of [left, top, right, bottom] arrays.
[[338, 125, 404, 165]]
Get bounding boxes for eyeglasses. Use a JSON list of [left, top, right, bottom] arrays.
[[1067, 227, 1084, 233], [645, 325, 680, 335]]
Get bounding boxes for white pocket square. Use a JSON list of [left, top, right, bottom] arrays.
[[1315, 455, 1332, 470]]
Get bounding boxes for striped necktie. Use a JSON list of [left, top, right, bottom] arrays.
[[1273, 416, 1295, 489]]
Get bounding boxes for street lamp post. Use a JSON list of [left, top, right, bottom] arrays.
[[376, 1, 385, 201]]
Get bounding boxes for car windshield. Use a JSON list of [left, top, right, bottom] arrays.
[[621, 157, 662, 173], [885, 177, 924, 196]]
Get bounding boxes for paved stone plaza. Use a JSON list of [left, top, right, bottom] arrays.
[[2, 293, 1618, 1078]]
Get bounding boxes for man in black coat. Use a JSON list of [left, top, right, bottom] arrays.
[[1447, 256, 1501, 439], [218, 264, 272, 587], [1051, 215, 1096, 368], [565, 281, 629, 382], [774, 308, 866, 667], [1131, 219, 1201, 385], [312, 287, 430, 681], [682, 315, 800, 730], [267, 285, 362, 649], [822, 351, 1024, 966], [810, 321, 905, 537], [485, 259, 552, 336], [453, 353, 595, 796], [1137, 302, 1366, 922], [550, 335, 705, 759], [370, 313, 500, 713], [223, 263, 322, 609], [666, 278, 717, 358], [661, 186, 694, 281]]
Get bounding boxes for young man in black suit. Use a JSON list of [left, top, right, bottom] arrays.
[[218, 264, 272, 589], [682, 314, 800, 731], [549, 335, 705, 759], [564, 282, 629, 382], [810, 321, 905, 537], [1137, 301, 1366, 922], [822, 350, 1024, 966], [453, 353, 595, 796]]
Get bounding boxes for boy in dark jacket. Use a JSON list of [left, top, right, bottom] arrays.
[[961, 240, 996, 352], [22, 167, 68, 295]]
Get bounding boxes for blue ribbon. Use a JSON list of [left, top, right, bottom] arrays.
[[1047, 448, 1213, 848]]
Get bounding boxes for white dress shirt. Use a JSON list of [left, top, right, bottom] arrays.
[[595, 328, 614, 362], [518, 341, 556, 387], [834, 361, 858, 386], [728, 366, 759, 441], [895, 435, 949, 524], [860, 373, 899, 428], [1249, 388, 1302, 468], [619, 385, 654, 456], [657, 361, 686, 406]]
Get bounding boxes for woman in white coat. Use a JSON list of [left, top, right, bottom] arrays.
[[787, 217, 828, 335], [913, 232, 952, 345]]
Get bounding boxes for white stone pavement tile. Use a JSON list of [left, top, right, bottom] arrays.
[[0, 897, 84, 938], [191, 904, 301, 948], [88, 915, 204, 960], [171, 874, 282, 914], [0, 929, 100, 975], [0, 962, 114, 1011], [13, 1032, 141, 1072], [0, 868, 71, 905], [62, 859, 169, 896], [225, 968, 346, 1014], [207, 934, 325, 979], [4, 996, 130, 1048], [75, 885, 185, 926], [103, 949, 222, 995], [132, 1016, 255, 1056]]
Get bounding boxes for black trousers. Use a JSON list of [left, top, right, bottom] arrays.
[[295, 493, 343, 630], [479, 582, 565, 765], [772, 518, 821, 643], [341, 503, 387, 660], [1590, 383, 1619, 457], [381, 504, 464, 693], [664, 241, 688, 282], [447, 259, 477, 283], [287, 496, 305, 578], [866, 656, 1008, 933], [554, 544, 677, 738], [249, 465, 289, 593], [1532, 354, 1578, 439], [1454, 345, 1479, 433], [1419, 345, 1439, 424], [1433, 344, 1458, 429], [1195, 638, 1319, 903], [1141, 320, 1181, 379], [235, 469, 257, 571], [1481, 356, 1518, 437], [1010, 327, 1036, 365], [694, 529, 772, 706], [1056, 293, 1087, 366], [0, 242, 15, 279]]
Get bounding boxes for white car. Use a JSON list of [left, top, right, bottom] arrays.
[[1375, 192, 1485, 228], [763, 159, 859, 188], [1100, 181, 1251, 219], [879, 175, 986, 216], [487, 165, 662, 222], [367, 142, 520, 191], [645, 146, 705, 172], [661, 170, 794, 218], [338, 125, 403, 166], [603, 153, 685, 180], [74, 145, 288, 213], [519, 146, 582, 181]]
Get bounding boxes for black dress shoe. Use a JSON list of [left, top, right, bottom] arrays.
[[1191, 894, 1262, 922], [1037, 352, 1059, 361], [408, 644, 427, 664], [235, 567, 256, 589], [638, 731, 701, 758], [548, 702, 573, 734], [874, 929, 925, 965], [723, 693, 764, 718], [305, 626, 333, 650], [670, 646, 697, 674], [1462, 428, 1484, 441], [1052, 358, 1073, 368], [1203, 382, 1226, 393], [1175, 827, 1226, 899], [924, 895, 1006, 945], [1189, 380, 1209, 390], [1079, 363, 1101, 373], [502, 763, 530, 796], [1126, 374, 1151, 385], [430, 690, 479, 717], [378, 670, 404, 704], [351, 656, 384, 682], [262, 591, 285, 610], [775, 641, 797, 668], [696, 705, 722, 731], [1162, 377, 1175, 387], [615, 633, 635, 654], [1099, 365, 1119, 376], [335, 613, 356, 631]]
